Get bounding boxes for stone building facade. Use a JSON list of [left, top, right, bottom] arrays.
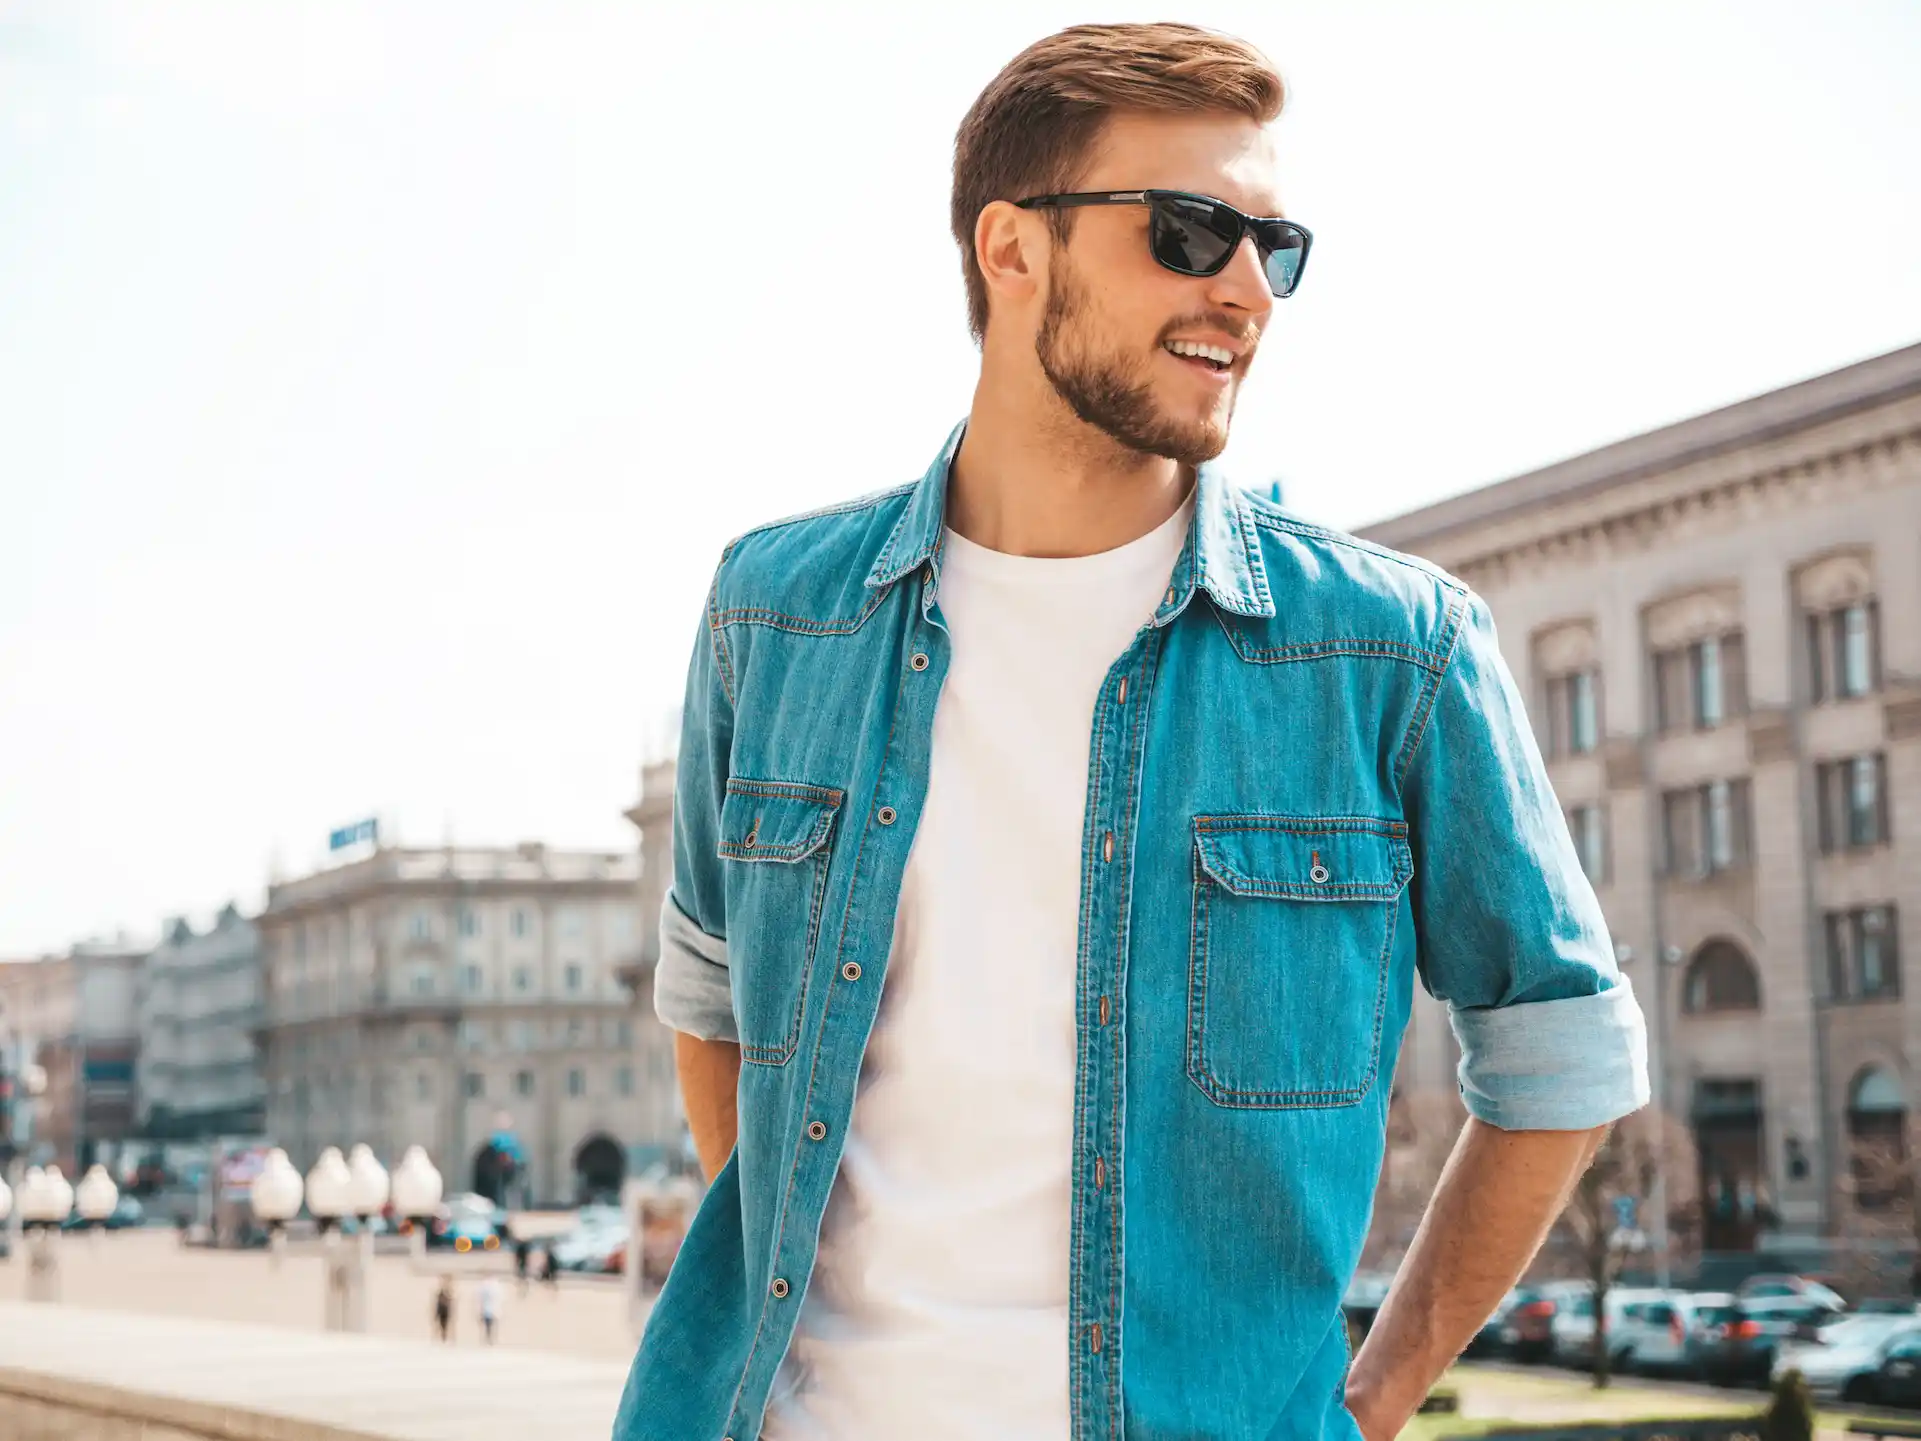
[[1364, 341, 1921, 1245], [0, 941, 143, 1173], [257, 842, 680, 1204], [135, 904, 265, 1141]]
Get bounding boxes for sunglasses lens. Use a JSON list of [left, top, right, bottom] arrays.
[[1257, 225, 1309, 298], [1149, 196, 1240, 275]]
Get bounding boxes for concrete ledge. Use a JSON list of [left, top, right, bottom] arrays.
[[0, 1302, 627, 1441]]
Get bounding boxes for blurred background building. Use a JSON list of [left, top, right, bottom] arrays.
[[255, 841, 680, 1206], [1371, 341, 1921, 1253], [0, 937, 143, 1173], [135, 904, 265, 1143]]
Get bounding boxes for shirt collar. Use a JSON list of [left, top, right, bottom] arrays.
[[866, 419, 1276, 620]]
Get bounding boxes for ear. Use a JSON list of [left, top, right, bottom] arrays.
[[975, 199, 1045, 315]]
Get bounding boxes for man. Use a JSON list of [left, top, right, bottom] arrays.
[[617, 21, 1647, 1441]]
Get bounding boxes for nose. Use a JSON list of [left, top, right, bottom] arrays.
[[1205, 234, 1276, 323]]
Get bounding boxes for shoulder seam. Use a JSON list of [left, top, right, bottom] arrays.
[[1246, 508, 1467, 595], [1392, 588, 1475, 791], [719, 480, 917, 561]]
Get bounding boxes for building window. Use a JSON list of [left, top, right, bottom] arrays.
[[459, 907, 479, 939], [458, 1020, 486, 1052], [513, 966, 532, 994], [1567, 804, 1608, 883], [1682, 940, 1762, 1013], [1817, 754, 1890, 853], [615, 1066, 634, 1096], [416, 1071, 433, 1101], [616, 1019, 632, 1048], [1655, 632, 1747, 733], [1848, 1066, 1908, 1211], [564, 963, 583, 994], [410, 969, 434, 997], [1544, 670, 1601, 757], [561, 908, 584, 937], [462, 963, 484, 995], [611, 910, 634, 943], [509, 1020, 532, 1052], [410, 910, 433, 942], [511, 908, 530, 939], [1808, 601, 1881, 703], [567, 1068, 585, 1098], [516, 1069, 535, 1097], [1826, 905, 1902, 1003], [413, 1028, 434, 1051], [1662, 779, 1751, 878], [464, 1072, 484, 1099]]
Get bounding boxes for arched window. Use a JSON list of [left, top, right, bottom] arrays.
[[1848, 1066, 1908, 1211], [1683, 941, 1762, 1013]]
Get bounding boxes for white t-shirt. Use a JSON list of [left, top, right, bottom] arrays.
[[763, 494, 1194, 1441]]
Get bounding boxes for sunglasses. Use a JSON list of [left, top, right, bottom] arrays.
[[1015, 190, 1312, 299]]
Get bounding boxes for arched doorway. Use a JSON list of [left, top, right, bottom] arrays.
[[574, 1133, 626, 1205], [1683, 940, 1762, 1014], [1848, 1066, 1908, 1212]]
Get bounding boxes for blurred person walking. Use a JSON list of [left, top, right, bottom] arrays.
[[619, 22, 1648, 1441], [432, 1276, 454, 1344], [477, 1274, 501, 1345]]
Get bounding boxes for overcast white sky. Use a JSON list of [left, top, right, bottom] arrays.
[[2, 0, 1918, 955]]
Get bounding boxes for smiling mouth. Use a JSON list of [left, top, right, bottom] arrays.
[[1162, 339, 1236, 373]]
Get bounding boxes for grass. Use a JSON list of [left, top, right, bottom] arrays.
[[1391, 1362, 1885, 1439]]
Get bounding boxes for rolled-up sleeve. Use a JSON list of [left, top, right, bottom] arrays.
[[651, 565, 741, 1044], [1400, 589, 1649, 1131]]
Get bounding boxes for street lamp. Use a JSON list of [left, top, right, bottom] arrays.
[[248, 1149, 304, 1269], [18, 1165, 73, 1302], [305, 1147, 354, 1331], [391, 1145, 444, 1265], [75, 1164, 118, 1248], [341, 1144, 390, 1332]]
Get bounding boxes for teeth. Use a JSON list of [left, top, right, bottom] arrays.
[[1165, 340, 1235, 366]]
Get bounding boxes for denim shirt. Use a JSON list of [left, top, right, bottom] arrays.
[[616, 423, 1649, 1441]]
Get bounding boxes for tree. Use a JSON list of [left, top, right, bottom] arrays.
[[1552, 1108, 1700, 1389], [1837, 1115, 1921, 1300]]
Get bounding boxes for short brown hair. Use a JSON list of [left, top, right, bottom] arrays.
[[951, 23, 1286, 343]]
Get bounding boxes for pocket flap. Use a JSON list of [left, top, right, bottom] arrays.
[[1194, 817, 1412, 901], [719, 779, 843, 863]]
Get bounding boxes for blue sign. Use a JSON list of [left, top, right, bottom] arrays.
[[1613, 1195, 1637, 1230], [329, 817, 379, 852]]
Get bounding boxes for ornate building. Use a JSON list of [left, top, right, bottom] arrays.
[[1365, 342, 1921, 1246], [136, 905, 265, 1141], [257, 842, 679, 1204]]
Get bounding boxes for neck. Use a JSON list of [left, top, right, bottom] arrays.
[[949, 359, 1192, 559]]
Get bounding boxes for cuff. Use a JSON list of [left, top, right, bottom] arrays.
[[653, 893, 740, 1042], [1449, 977, 1650, 1131]]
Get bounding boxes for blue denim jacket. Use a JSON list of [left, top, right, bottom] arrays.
[[618, 423, 1649, 1441]]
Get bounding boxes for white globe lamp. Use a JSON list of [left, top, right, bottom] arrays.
[[250, 1148, 304, 1225], [391, 1145, 443, 1219], [76, 1164, 118, 1226], [305, 1146, 351, 1226], [346, 1143, 390, 1219], [0, 1171, 11, 1224]]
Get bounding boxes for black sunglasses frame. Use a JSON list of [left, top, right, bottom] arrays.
[[1015, 189, 1312, 298]]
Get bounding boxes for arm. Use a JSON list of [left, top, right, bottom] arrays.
[[652, 566, 746, 1182], [1348, 591, 1649, 1437], [675, 1033, 742, 1181], [1345, 1119, 1606, 1440]]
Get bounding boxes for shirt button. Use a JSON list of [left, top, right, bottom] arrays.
[[1164, 587, 1175, 605], [1117, 676, 1128, 704], [807, 1121, 828, 1141], [1089, 1322, 1103, 1353], [910, 652, 930, 672], [1102, 831, 1114, 863], [771, 1277, 790, 1299], [742, 827, 757, 850], [842, 961, 862, 981], [1098, 995, 1109, 1026], [1094, 1156, 1106, 1189], [877, 805, 897, 825]]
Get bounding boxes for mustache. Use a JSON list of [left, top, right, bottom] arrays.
[[1156, 312, 1260, 351]]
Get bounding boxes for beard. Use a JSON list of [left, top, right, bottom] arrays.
[[1034, 254, 1233, 467]]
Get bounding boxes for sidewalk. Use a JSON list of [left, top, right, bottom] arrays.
[[0, 1300, 629, 1441]]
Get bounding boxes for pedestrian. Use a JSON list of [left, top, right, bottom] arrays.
[[514, 1237, 530, 1294], [432, 1277, 454, 1344], [541, 1246, 560, 1292], [620, 21, 1649, 1441], [477, 1274, 501, 1345]]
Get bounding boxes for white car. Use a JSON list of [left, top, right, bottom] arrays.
[[1550, 1286, 1672, 1367], [1774, 1315, 1921, 1401]]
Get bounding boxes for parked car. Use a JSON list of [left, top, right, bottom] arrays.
[[1552, 1287, 1672, 1369], [1737, 1274, 1847, 1310], [1740, 1294, 1848, 1379], [1866, 1328, 1921, 1409], [1612, 1292, 1767, 1383], [1465, 1290, 1522, 1359], [1500, 1283, 1579, 1364], [1774, 1316, 1921, 1402]]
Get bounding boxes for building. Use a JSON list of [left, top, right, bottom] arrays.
[[0, 939, 144, 1172], [1364, 341, 1921, 1247], [257, 841, 670, 1204], [136, 905, 265, 1142]]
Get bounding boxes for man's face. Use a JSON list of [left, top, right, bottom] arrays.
[[1033, 111, 1281, 467]]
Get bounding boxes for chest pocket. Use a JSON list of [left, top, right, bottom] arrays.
[[1188, 816, 1412, 1109], [717, 778, 843, 1066]]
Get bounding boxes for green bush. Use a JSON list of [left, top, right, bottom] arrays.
[[1761, 1369, 1816, 1441]]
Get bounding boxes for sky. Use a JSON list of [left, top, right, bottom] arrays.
[[2, 0, 1918, 955]]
